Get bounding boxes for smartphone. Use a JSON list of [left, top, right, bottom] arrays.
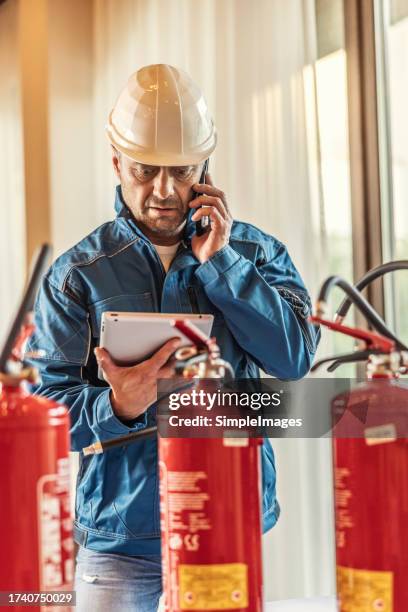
[[194, 159, 209, 237]]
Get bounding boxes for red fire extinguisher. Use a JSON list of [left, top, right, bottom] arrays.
[[311, 262, 408, 612], [159, 436, 263, 612], [159, 321, 263, 612], [83, 320, 264, 612], [0, 245, 74, 611]]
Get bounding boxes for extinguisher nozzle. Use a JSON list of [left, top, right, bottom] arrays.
[[83, 441, 103, 456]]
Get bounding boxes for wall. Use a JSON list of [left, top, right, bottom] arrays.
[[48, 0, 95, 257], [0, 0, 25, 343]]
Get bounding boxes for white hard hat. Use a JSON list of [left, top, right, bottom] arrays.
[[106, 64, 217, 166]]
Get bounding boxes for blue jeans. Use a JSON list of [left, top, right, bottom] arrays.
[[74, 546, 163, 612]]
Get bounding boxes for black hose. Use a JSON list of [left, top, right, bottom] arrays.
[[327, 350, 377, 372], [100, 426, 157, 452], [317, 275, 407, 350], [0, 244, 51, 373], [310, 349, 379, 373], [336, 260, 408, 319]]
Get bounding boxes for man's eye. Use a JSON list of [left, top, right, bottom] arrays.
[[172, 167, 193, 180], [134, 165, 157, 180]]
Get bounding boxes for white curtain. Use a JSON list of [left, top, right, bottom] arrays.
[[91, 0, 335, 601], [0, 0, 26, 344]]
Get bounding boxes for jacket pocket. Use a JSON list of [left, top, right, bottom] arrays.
[[78, 442, 160, 539], [88, 292, 154, 338]]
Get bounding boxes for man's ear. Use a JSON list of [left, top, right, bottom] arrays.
[[111, 146, 121, 179]]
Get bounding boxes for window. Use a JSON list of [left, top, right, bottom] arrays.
[[375, 0, 408, 341], [304, 0, 355, 374]]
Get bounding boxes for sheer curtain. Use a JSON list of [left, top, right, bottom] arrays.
[[91, 0, 334, 601], [0, 0, 25, 344]]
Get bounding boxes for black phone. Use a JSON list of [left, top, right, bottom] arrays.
[[194, 159, 209, 237]]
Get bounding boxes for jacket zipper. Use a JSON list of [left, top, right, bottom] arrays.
[[142, 238, 191, 310], [187, 286, 200, 313], [145, 243, 166, 305]]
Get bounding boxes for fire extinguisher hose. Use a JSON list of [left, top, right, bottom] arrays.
[[0, 244, 51, 374], [311, 348, 382, 373], [83, 425, 158, 456], [316, 275, 407, 350], [82, 380, 197, 455], [336, 259, 408, 320]]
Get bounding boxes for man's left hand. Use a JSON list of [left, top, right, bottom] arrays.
[[190, 174, 233, 264]]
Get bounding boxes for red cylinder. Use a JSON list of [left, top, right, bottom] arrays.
[[333, 378, 408, 611], [0, 380, 73, 611], [159, 436, 263, 612]]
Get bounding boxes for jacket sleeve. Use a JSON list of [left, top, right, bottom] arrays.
[[25, 277, 148, 452], [195, 240, 320, 379]]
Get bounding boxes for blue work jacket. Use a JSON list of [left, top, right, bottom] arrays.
[[27, 186, 319, 555]]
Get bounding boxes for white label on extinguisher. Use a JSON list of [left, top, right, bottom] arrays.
[[160, 464, 213, 611], [334, 467, 353, 549], [166, 470, 212, 536], [37, 474, 63, 588], [223, 437, 249, 447], [365, 423, 397, 446], [37, 458, 72, 591]]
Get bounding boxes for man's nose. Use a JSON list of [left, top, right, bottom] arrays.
[[153, 168, 175, 200]]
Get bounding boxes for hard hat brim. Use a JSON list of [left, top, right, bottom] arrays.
[[106, 120, 217, 167]]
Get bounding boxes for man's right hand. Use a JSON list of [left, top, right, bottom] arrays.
[[94, 338, 181, 421]]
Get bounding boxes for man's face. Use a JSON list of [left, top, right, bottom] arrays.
[[112, 150, 203, 238]]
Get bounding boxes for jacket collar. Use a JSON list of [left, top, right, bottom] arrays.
[[114, 184, 196, 246]]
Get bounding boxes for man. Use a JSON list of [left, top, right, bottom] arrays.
[[27, 64, 319, 611]]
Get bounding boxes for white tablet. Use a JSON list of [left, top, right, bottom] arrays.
[[98, 311, 214, 378]]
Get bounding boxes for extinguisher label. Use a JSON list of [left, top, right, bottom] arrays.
[[37, 458, 74, 591], [178, 563, 248, 610], [337, 566, 393, 611], [222, 437, 249, 447], [364, 423, 397, 446]]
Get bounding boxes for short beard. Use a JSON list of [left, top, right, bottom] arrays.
[[122, 185, 187, 238], [141, 215, 187, 238]]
